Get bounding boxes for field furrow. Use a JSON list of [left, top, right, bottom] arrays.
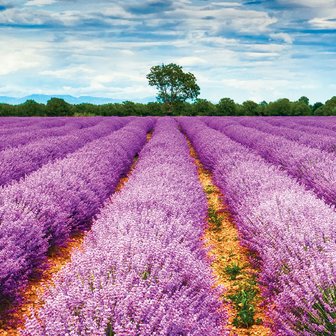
[[186, 137, 271, 336]]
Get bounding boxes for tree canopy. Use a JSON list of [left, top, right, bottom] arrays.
[[0, 96, 335, 116], [146, 63, 200, 112], [46, 98, 74, 116], [217, 98, 237, 116]]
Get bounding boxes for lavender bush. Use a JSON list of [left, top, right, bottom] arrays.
[[0, 118, 153, 304], [0, 118, 127, 186], [264, 117, 336, 138], [284, 117, 336, 132], [23, 118, 226, 336], [0, 118, 103, 151], [0, 118, 69, 138], [236, 118, 336, 153], [206, 118, 336, 206], [180, 117, 336, 335], [0, 117, 32, 127]]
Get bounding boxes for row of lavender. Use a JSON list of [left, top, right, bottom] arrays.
[[205, 118, 336, 207], [0, 118, 127, 186], [0, 118, 104, 151], [278, 116, 336, 132], [210, 116, 336, 139], [0, 117, 71, 128], [23, 118, 226, 336], [0, 117, 112, 129], [181, 117, 336, 335], [0, 118, 74, 139], [264, 117, 336, 138], [237, 118, 336, 153], [0, 118, 153, 305], [0, 118, 68, 134]]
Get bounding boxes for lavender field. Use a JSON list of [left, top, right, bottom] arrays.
[[0, 116, 335, 336]]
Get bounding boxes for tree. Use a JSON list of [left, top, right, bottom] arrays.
[[172, 101, 193, 116], [146, 102, 163, 116], [122, 101, 146, 116], [19, 99, 45, 116], [298, 96, 309, 106], [257, 101, 268, 116], [0, 103, 16, 116], [74, 103, 96, 116], [291, 101, 311, 116], [241, 100, 259, 116], [312, 102, 323, 114], [46, 98, 74, 116], [146, 63, 200, 113], [217, 98, 237, 116], [121, 101, 138, 116], [193, 99, 216, 116], [265, 98, 291, 116], [315, 96, 336, 116], [100, 103, 124, 116]]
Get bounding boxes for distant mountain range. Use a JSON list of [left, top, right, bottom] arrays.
[[0, 94, 155, 105]]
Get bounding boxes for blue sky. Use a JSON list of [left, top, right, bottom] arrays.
[[0, 0, 335, 103]]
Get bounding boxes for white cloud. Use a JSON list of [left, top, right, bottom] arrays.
[[0, 37, 49, 75], [270, 32, 294, 44], [209, 2, 242, 7], [40, 66, 94, 79], [247, 43, 289, 53], [26, 0, 56, 6], [278, 0, 336, 7], [57, 82, 155, 99], [309, 17, 336, 29], [0, 7, 82, 26], [174, 6, 277, 34], [0, 7, 47, 24], [242, 52, 279, 59], [103, 5, 134, 19], [177, 56, 207, 66], [94, 72, 145, 84]]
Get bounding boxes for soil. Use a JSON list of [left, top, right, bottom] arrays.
[[187, 139, 272, 336]]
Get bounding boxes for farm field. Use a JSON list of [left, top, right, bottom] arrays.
[[0, 116, 335, 336]]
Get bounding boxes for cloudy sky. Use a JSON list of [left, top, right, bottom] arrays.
[[0, 0, 335, 103]]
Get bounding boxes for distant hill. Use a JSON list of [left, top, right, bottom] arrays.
[[0, 95, 155, 105]]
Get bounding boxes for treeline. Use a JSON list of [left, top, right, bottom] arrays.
[[0, 96, 335, 117]]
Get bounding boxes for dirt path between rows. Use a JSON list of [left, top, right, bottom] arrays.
[[186, 138, 272, 336], [0, 133, 153, 336]]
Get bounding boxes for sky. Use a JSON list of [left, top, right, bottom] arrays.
[[0, 0, 335, 103]]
